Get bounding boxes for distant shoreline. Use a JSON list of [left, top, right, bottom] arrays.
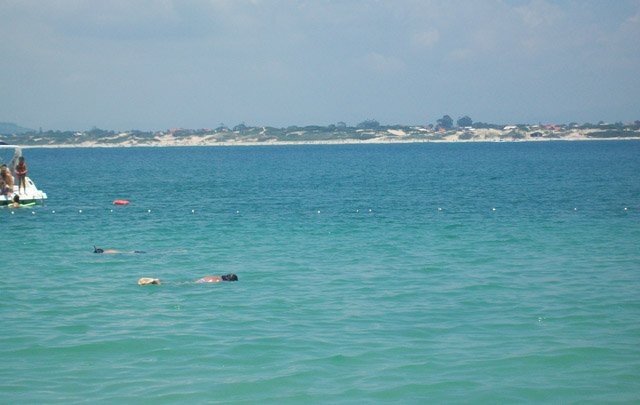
[[6, 125, 640, 148], [21, 135, 640, 148]]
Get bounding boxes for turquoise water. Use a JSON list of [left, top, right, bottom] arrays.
[[1, 141, 639, 403]]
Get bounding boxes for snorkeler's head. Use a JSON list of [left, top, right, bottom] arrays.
[[93, 246, 104, 254], [221, 274, 238, 281]]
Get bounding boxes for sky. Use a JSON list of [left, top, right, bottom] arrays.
[[1, 0, 639, 131]]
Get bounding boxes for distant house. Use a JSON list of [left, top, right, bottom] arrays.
[[416, 125, 434, 132], [530, 132, 543, 138]]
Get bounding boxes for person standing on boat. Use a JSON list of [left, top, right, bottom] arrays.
[[0, 165, 13, 195], [15, 157, 27, 193]]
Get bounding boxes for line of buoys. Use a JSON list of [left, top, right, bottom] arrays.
[[3, 206, 634, 216]]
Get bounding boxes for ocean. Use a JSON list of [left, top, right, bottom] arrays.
[[1, 141, 639, 403]]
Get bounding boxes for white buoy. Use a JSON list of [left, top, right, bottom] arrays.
[[438, 207, 442, 211], [78, 209, 82, 213], [191, 209, 195, 213], [52, 210, 55, 214], [317, 210, 321, 214], [11, 211, 14, 215], [624, 207, 628, 211], [574, 208, 577, 211], [356, 209, 359, 213], [148, 209, 151, 213], [492, 208, 496, 211], [32, 211, 35, 215], [369, 209, 372, 212], [110, 209, 113, 212], [236, 210, 239, 214]]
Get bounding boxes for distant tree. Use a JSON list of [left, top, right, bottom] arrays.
[[336, 121, 347, 128], [87, 127, 114, 137], [233, 122, 247, 131], [357, 119, 380, 129], [473, 122, 503, 129], [456, 116, 472, 127], [437, 115, 453, 130]]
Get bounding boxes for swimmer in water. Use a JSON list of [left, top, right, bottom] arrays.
[[11, 194, 20, 207], [94, 246, 146, 254], [138, 274, 238, 285]]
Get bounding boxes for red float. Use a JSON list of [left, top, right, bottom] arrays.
[[113, 200, 130, 205]]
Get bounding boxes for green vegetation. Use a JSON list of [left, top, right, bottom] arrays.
[[1, 119, 639, 146], [457, 116, 473, 127], [586, 130, 630, 138], [437, 115, 454, 130]]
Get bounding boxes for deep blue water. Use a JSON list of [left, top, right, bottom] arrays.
[[1, 141, 639, 403]]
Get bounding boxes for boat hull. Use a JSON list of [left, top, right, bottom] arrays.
[[0, 177, 47, 206]]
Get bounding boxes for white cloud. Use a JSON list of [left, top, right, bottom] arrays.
[[445, 48, 473, 62], [362, 52, 405, 74], [412, 29, 440, 48], [515, 0, 565, 28]]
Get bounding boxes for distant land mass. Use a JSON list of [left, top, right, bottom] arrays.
[[2, 118, 640, 147], [0, 122, 34, 136]]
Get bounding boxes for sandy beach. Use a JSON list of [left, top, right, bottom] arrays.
[[18, 127, 640, 148]]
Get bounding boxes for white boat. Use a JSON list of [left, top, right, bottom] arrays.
[[0, 144, 47, 205]]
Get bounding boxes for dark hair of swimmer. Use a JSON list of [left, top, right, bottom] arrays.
[[221, 274, 238, 281], [94, 246, 104, 253]]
